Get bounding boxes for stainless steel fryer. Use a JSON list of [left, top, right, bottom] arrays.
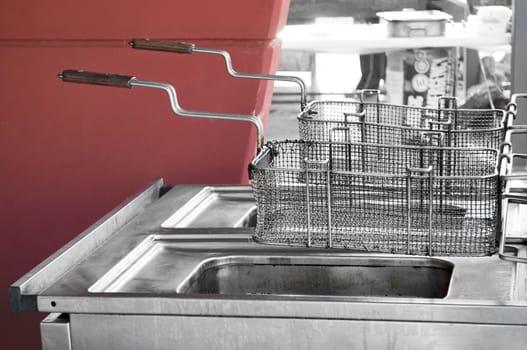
[[58, 70, 527, 261]]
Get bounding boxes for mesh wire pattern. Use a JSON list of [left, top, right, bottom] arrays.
[[298, 100, 508, 149], [250, 140, 500, 256]]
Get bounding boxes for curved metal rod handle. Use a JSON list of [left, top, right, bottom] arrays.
[[130, 39, 308, 111], [504, 110, 516, 126], [58, 70, 264, 152], [498, 153, 512, 176]]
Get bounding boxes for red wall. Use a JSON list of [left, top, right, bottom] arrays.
[[0, 1, 290, 40], [1, 1, 290, 348]]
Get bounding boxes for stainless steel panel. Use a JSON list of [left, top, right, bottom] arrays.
[[40, 313, 71, 350], [161, 186, 256, 228], [40, 293, 527, 324], [36, 231, 519, 317], [69, 313, 527, 350], [3, 181, 519, 340]]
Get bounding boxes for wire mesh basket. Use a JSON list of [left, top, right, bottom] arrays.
[[250, 140, 501, 256], [298, 97, 509, 149]]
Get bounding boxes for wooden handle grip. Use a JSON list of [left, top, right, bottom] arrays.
[[59, 70, 134, 88], [129, 39, 195, 54]]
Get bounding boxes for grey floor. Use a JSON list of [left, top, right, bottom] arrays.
[[266, 100, 302, 140]]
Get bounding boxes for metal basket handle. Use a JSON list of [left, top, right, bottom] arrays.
[[58, 70, 264, 152], [130, 39, 308, 111]]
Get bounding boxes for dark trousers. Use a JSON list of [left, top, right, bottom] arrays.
[[356, 53, 387, 90]]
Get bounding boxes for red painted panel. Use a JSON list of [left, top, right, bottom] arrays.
[[0, 38, 282, 349], [0, 0, 290, 40]]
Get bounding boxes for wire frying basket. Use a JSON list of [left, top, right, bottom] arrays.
[[298, 93, 510, 149], [250, 140, 501, 256]]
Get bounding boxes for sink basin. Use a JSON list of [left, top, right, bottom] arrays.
[[89, 234, 453, 298], [178, 255, 453, 298]]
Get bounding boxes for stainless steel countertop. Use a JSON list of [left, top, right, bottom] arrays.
[[15, 183, 523, 325]]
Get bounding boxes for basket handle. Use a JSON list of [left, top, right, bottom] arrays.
[[130, 39, 195, 54], [58, 70, 264, 152], [130, 39, 308, 111], [59, 70, 135, 88]]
